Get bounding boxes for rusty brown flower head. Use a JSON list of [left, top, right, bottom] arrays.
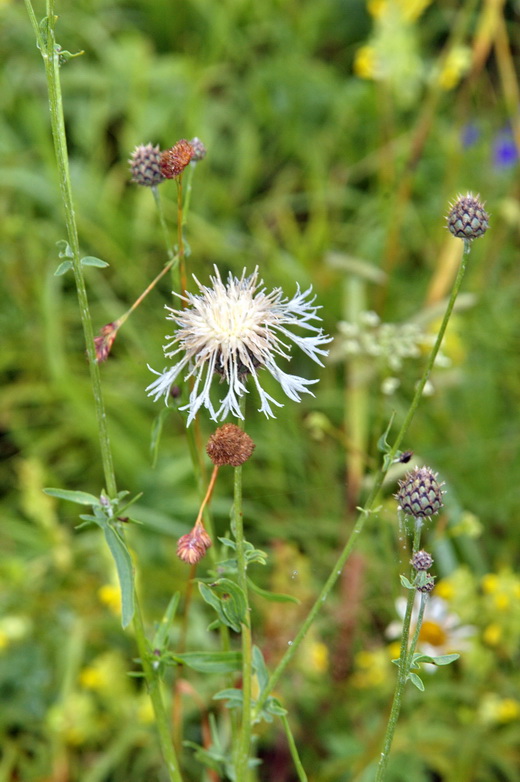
[[160, 140, 194, 179], [206, 424, 255, 467]]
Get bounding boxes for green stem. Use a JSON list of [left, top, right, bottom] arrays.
[[254, 243, 469, 719], [233, 405, 253, 780], [281, 714, 308, 782], [26, 0, 116, 497], [375, 520, 424, 782], [132, 598, 184, 782]]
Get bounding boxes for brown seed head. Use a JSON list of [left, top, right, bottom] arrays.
[[94, 322, 118, 363], [177, 522, 212, 565], [129, 143, 164, 187], [160, 140, 194, 179], [206, 423, 255, 467]]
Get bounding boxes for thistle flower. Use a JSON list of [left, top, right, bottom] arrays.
[[129, 143, 164, 187], [396, 466, 445, 521], [160, 140, 194, 179], [177, 521, 212, 565], [446, 193, 489, 243], [147, 266, 331, 425]]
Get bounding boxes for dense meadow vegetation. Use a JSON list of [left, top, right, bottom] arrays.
[[1, 1, 520, 780]]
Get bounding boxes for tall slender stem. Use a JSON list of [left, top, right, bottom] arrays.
[[27, 0, 117, 497], [233, 403, 253, 780], [254, 243, 469, 718]]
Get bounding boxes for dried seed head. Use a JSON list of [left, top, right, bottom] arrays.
[[177, 522, 212, 565], [206, 423, 255, 467], [160, 140, 194, 179], [94, 322, 118, 362], [411, 549, 434, 571], [447, 193, 489, 241], [396, 466, 445, 520], [189, 137, 207, 162], [129, 143, 164, 187], [417, 573, 436, 593]]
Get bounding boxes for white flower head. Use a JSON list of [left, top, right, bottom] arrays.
[[147, 266, 332, 425]]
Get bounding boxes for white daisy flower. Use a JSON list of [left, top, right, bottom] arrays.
[[386, 595, 475, 671], [147, 266, 332, 425]]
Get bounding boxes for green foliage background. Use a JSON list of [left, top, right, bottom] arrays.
[[1, 0, 520, 780]]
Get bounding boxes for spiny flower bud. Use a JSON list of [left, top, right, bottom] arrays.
[[94, 322, 118, 363], [177, 522, 212, 565], [447, 193, 489, 242], [129, 143, 164, 187], [396, 466, 445, 520], [411, 549, 434, 571], [416, 573, 435, 593], [189, 137, 207, 162], [206, 423, 255, 467], [160, 140, 194, 179]]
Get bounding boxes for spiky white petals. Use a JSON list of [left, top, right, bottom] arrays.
[[147, 266, 332, 425]]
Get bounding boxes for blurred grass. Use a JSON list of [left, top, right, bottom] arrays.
[[1, 0, 520, 780]]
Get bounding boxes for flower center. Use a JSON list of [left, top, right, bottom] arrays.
[[418, 620, 447, 647]]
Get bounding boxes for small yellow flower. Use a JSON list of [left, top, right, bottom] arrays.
[[98, 584, 121, 615], [79, 666, 105, 691], [435, 579, 455, 601], [493, 593, 510, 612], [0, 631, 8, 650], [137, 693, 155, 724], [496, 698, 520, 723], [354, 45, 376, 79], [483, 623, 502, 646], [310, 641, 329, 674], [481, 573, 499, 594], [437, 46, 471, 90]]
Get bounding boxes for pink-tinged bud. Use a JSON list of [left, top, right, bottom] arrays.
[[94, 322, 118, 363], [189, 137, 207, 162], [177, 522, 212, 565], [160, 140, 194, 179]]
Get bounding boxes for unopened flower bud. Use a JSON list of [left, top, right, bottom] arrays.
[[447, 193, 489, 242], [396, 466, 445, 520], [160, 140, 194, 179], [189, 137, 207, 162], [177, 522, 212, 565], [411, 550, 434, 571], [417, 573, 435, 593], [206, 423, 255, 467], [129, 143, 164, 187], [94, 322, 118, 362]]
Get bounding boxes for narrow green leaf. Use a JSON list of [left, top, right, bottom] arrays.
[[408, 672, 425, 691], [152, 593, 180, 650], [213, 688, 243, 708], [54, 260, 73, 276], [429, 653, 460, 666], [253, 645, 269, 695], [81, 255, 109, 268], [377, 411, 395, 454], [399, 574, 414, 590], [198, 579, 247, 632], [104, 525, 135, 628], [248, 578, 300, 604], [44, 488, 100, 505], [173, 651, 242, 674], [56, 239, 73, 259]]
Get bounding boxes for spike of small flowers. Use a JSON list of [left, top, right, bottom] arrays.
[[129, 143, 164, 187], [446, 192, 489, 244], [147, 266, 332, 425], [206, 423, 255, 466], [396, 466, 445, 521], [160, 140, 194, 179]]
